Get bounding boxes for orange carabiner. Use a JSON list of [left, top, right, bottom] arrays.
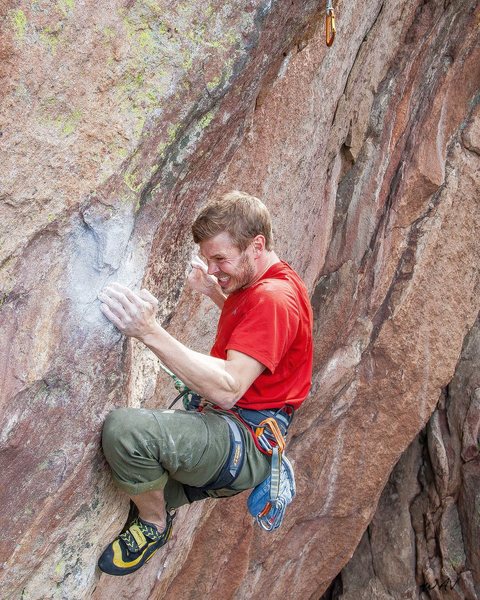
[[255, 417, 286, 454], [326, 0, 336, 47]]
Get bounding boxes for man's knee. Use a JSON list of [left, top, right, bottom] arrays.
[[101, 407, 147, 467], [101, 407, 169, 493], [103, 407, 130, 447]]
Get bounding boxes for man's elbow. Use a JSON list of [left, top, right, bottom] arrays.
[[209, 378, 242, 410], [210, 396, 237, 410]]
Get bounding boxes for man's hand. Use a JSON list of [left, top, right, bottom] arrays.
[[98, 283, 159, 341], [187, 256, 218, 296]]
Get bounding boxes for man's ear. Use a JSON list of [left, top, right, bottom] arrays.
[[252, 235, 266, 256]]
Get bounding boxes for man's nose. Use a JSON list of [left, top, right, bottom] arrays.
[[207, 261, 219, 275]]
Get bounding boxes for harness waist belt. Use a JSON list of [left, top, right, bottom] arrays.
[[234, 407, 294, 438]]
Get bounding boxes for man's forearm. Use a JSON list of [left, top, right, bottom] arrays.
[[98, 284, 264, 409], [140, 323, 237, 408]]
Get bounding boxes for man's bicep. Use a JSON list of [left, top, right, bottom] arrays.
[[225, 349, 265, 399]]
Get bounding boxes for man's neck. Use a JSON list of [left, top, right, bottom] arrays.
[[249, 251, 281, 287]]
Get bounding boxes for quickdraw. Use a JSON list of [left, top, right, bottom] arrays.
[[326, 0, 336, 47], [254, 417, 286, 518], [249, 416, 296, 531], [247, 453, 296, 531]]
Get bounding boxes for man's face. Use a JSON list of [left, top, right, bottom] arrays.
[[199, 232, 256, 295]]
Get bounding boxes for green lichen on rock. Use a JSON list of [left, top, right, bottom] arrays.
[[123, 157, 161, 196], [116, 147, 129, 159], [206, 75, 222, 92], [181, 49, 193, 71], [167, 123, 181, 143], [57, 0, 74, 16], [54, 559, 65, 578], [113, 1, 242, 144], [224, 28, 239, 46], [95, 2, 248, 210], [39, 25, 61, 54], [206, 58, 234, 92], [114, 5, 176, 136], [40, 106, 82, 137], [198, 110, 214, 129], [57, 109, 82, 136], [123, 169, 143, 193], [102, 25, 116, 40], [11, 9, 28, 40]]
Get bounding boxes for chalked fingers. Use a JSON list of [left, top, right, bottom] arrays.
[[99, 301, 125, 331], [191, 255, 208, 273], [108, 284, 156, 315], [138, 288, 158, 308], [105, 284, 138, 308], [99, 291, 130, 322]]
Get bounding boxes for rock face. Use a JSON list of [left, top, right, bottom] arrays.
[[0, 0, 478, 599], [325, 316, 480, 600]]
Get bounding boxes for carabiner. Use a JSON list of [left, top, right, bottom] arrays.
[[255, 417, 286, 454], [326, 0, 336, 47]]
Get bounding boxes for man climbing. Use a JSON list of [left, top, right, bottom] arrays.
[[96, 191, 313, 576]]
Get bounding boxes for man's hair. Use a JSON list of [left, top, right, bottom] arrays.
[[191, 191, 274, 251]]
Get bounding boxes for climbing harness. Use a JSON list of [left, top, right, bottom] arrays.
[[159, 362, 296, 530], [326, 0, 336, 47], [232, 406, 293, 454], [160, 364, 245, 498]]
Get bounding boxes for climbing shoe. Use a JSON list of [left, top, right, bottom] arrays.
[[98, 511, 175, 576]]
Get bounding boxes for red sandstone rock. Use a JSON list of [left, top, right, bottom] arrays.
[[330, 317, 480, 599], [0, 0, 479, 599]]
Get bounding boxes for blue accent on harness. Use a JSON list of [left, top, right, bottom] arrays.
[[214, 416, 244, 488]]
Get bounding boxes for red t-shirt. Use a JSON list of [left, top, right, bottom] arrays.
[[210, 261, 313, 410]]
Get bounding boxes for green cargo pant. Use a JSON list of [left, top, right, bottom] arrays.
[[102, 407, 271, 510]]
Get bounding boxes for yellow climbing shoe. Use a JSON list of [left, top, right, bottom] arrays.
[[98, 511, 175, 576]]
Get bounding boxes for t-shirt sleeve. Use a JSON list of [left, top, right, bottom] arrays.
[[225, 286, 300, 373]]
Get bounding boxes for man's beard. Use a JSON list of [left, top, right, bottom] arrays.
[[221, 253, 256, 295]]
